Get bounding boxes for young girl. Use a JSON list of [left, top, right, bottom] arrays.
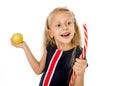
[[11, 7, 87, 86]]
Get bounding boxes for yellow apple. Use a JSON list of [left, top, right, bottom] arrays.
[[11, 33, 23, 44]]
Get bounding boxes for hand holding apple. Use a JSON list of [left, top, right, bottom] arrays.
[[11, 33, 23, 44]]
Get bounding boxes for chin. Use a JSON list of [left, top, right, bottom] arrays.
[[61, 40, 72, 44]]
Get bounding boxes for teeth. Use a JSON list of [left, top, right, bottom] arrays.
[[61, 33, 70, 37]]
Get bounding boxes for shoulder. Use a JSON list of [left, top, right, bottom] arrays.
[[75, 46, 87, 60], [46, 43, 57, 51], [75, 46, 83, 56], [46, 43, 57, 57]]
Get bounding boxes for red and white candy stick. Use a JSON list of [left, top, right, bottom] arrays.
[[69, 23, 88, 86]]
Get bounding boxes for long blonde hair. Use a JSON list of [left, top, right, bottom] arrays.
[[43, 7, 82, 50]]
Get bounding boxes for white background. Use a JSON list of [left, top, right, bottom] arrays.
[[0, 0, 120, 86]]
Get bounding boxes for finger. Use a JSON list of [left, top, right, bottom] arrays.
[[75, 59, 87, 68], [76, 58, 87, 64], [73, 65, 83, 75], [74, 62, 81, 69], [73, 64, 86, 73], [76, 58, 81, 62], [76, 58, 85, 65]]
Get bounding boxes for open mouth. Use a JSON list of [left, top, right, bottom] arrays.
[[61, 32, 70, 37]]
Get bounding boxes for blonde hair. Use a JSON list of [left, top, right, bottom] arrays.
[[43, 7, 82, 50]]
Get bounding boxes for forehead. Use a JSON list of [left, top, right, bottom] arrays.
[[49, 11, 74, 22]]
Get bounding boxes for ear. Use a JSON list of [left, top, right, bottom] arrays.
[[48, 29, 53, 38]]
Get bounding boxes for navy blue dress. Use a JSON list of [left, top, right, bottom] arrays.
[[39, 44, 86, 86]]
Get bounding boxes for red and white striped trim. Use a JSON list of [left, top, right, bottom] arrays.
[[42, 49, 63, 86]]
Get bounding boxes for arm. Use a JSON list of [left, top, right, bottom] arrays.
[[73, 58, 87, 86], [11, 41, 47, 75], [73, 70, 85, 86]]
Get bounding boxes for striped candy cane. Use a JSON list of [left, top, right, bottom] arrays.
[[69, 24, 88, 86]]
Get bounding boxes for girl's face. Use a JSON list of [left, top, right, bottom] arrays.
[[48, 11, 75, 46]]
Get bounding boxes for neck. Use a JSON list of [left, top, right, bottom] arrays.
[[56, 42, 74, 51]]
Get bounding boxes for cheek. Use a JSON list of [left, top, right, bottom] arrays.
[[71, 32, 75, 37], [71, 27, 75, 34], [71, 29, 75, 37], [48, 30, 53, 38], [51, 30, 59, 37]]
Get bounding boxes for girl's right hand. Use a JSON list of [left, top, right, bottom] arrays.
[[10, 40, 27, 49]]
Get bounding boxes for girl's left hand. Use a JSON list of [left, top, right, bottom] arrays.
[[73, 58, 87, 76]]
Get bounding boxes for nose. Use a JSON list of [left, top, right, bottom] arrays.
[[62, 24, 67, 30]]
